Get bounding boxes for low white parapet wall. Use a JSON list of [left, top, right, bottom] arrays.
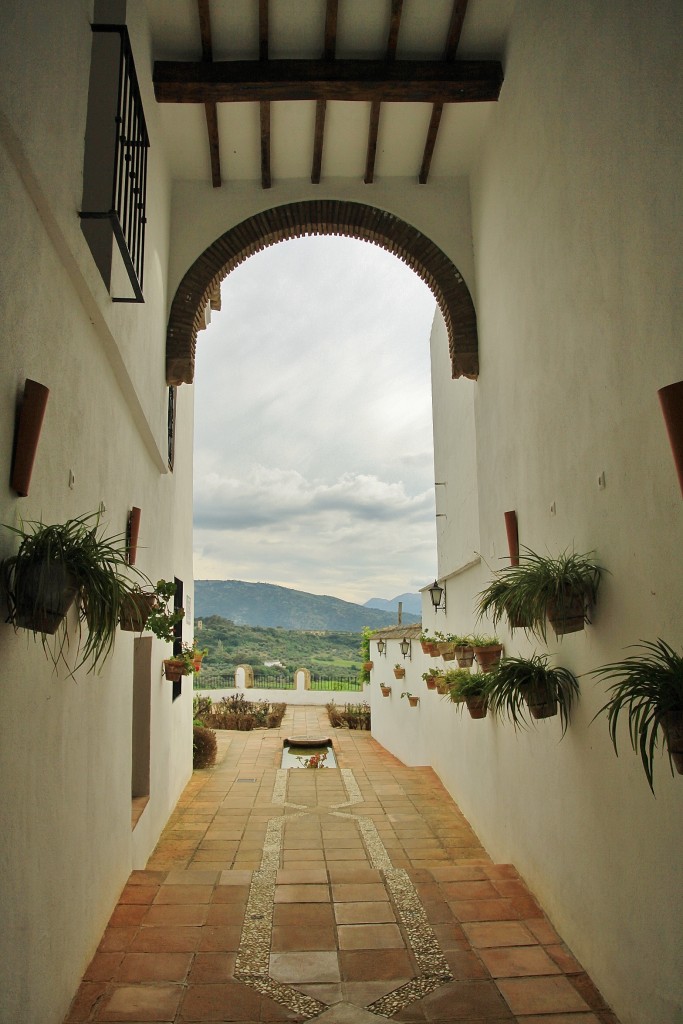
[[193, 685, 369, 707]]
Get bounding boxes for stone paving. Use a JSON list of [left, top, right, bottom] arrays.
[[65, 705, 619, 1023]]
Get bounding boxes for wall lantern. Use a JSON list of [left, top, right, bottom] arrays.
[[376, 638, 387, 656], [400, 638, 412, 660], [428, 579, 446, 612]]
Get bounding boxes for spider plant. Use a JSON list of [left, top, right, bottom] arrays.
[[446, 669, 489, 717], [484, 654, 579, 735], [592, 639, 683, 792], [476, 548, 603, 641], [2, 510, 146, 673]]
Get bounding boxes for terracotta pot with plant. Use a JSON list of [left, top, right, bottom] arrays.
[[380, 684, 392, 697], [593, 639, 683, 792], [401, 692, 419, 707], [447, 669, 489, 719], [485, 654, 579, 735], [471, 636, 504, 672], [393, 663, 406, 679]]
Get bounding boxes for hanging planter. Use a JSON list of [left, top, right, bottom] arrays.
[[163, 656, 192, 681], [593, 639, 683, 791], [472, 638, 503, 672], [380, 684, 392, 697], [422, 670, 439, 690], [465, 696, 488, 719], [401, 692, 419, 707], [546, 590, 588, 637], [363, 661, 374, 672], [393, 664, 406, 679], [485, 655, 579, 736], [119, 589, 157, 632]]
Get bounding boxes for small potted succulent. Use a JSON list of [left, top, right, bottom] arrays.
[[393, 663, 406, 679], [401, 691, 419, 707], [471, 635, 504, 672], [592, 639, 683, 792], [485, 654, 579, 735]]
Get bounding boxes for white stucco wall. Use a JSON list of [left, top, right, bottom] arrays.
[[373, 6, 683, 1024], [0, 4, 194, 1022]]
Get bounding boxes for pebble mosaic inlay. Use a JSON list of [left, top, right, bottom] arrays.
[[233, 766, 453, 1021]]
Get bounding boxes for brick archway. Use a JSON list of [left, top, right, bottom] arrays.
[[166, 200, 478, 385]]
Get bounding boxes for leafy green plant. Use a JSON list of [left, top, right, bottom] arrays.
[[360, 626, 375, 683], [485, 654, 579, 735], [592, 639, 683, 792], [145, 579, 185, 642], [476, 548, 603, 642], [445, 668, 484, 699], [2, 510, 145, 673], [470, 634, 501, 647]]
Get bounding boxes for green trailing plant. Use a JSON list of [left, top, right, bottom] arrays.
[[2, 510, 145, 673], [145, 579, 185, 642], [445, 668, 485, 701], [476, 548, 603, 642], [484, 654, 579, 735], [359, 626, 374, 683], [592, 639, 683, 792], [470, 634, 501, 648]]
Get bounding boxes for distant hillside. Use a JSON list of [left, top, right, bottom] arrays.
[[194, 579, 420, 631], [364, 592, 422, 616]]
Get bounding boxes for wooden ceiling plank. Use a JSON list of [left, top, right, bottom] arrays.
[[312, 99, 326, 184], [312, 1, 338, 185], [196, 0, 221, 187], [419, 102, 442, 184], [419, 0, 470, 184], [153, 58, 504, 104], [364, 0, 403, 185], [259, 0, 271, 188]]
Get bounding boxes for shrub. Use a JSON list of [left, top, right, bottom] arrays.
[[193, 725, 217, 769]]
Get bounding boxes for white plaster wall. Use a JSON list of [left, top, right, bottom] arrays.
[[374, 5, 683, 1023], [0, 3, 194, 1022]]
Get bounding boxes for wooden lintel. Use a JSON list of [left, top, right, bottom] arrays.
[[153, 58, 503, 104], [260, 100, 271, 189]]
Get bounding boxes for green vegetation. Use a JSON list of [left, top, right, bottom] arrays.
[[195, 614, 367, 679]]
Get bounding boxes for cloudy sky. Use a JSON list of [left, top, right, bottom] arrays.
[[192, 235, 438, 605]]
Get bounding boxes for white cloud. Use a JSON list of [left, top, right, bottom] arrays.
[[193, 235, 439, 604]]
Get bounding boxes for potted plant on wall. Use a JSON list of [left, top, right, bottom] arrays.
[[163, 643, 195, 681], [452, 635, 475, 667], [401, 691, 419, 707], [592, 639, 683, 791], [393, 663, 406, 679], [476, 548, 603, 641], [471, 635, 504, 671], [2, 510, 143, 672], [380, 683, 392, 697], [485, 654, 579, 735], [422, 667, 443, 690], [144, 579, 184, 641], [447, 669, 489, 719]]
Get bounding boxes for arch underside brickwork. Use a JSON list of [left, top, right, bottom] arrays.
[[166, 200, 479, 385]]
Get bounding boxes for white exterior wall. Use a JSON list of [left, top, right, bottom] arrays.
[[0, 4, 194, 1023], [373, 5, 683, 1023]]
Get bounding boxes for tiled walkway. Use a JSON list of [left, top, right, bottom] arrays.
[[66, 706, 619, 1023]]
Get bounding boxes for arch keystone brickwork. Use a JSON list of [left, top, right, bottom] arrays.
[[166, 200, 479, 385]]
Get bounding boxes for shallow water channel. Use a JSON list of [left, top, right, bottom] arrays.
[[281, 739, 337, 769]]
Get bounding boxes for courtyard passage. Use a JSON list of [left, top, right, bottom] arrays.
[[66, 706, 618, 1023]]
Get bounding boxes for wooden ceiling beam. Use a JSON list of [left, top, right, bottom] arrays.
[[419, 0, 469, 185], [312, 0, 338, 184], [197, 0, 222, 187], [365, 0, 403, 185], [153, 58, 503, 104], [259, 0, 271, 188]]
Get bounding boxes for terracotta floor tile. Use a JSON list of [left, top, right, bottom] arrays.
[[440, 880, 499, 900], [276, 867, 329, 885], [119, 885, 160, 905], [338, 923, 405, 950], [84, 951, 124, 981], [274, 883, 330, 903], [153, 885, 214, 905], [130, 926, 201, 953], [518, 1016, 601, 1024], [525, 917, 562, 944], [97, 982, 182, 1020], [271, 925, 337, 951], [269, 950, 341, 983], [496, 976, 592, 1015], [210, 886, 250, 904], [65, 981, 109, 1022], [326, 866, 382, 884], [419, 978, 513, 1020], [273, 902, 336, 928], [448, 898, 520, 922], [334, 901, 396, 925], [187, 952, 237, 984], [179, 981, 261, 1021], [462, 921, 537, 948], [338, 949, 414, 981], [143, 904, 209, 926], [197, 925, 242, 951], [98, 927, 139, 953], [116, 952, 192, 982], [109, 904, 148, 927], [480, 944, 562, 978], [332, 883, 388, 903]]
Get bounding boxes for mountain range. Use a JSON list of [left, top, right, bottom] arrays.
[[364, 592, 422, 616], [194, 580, 421, 631]]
